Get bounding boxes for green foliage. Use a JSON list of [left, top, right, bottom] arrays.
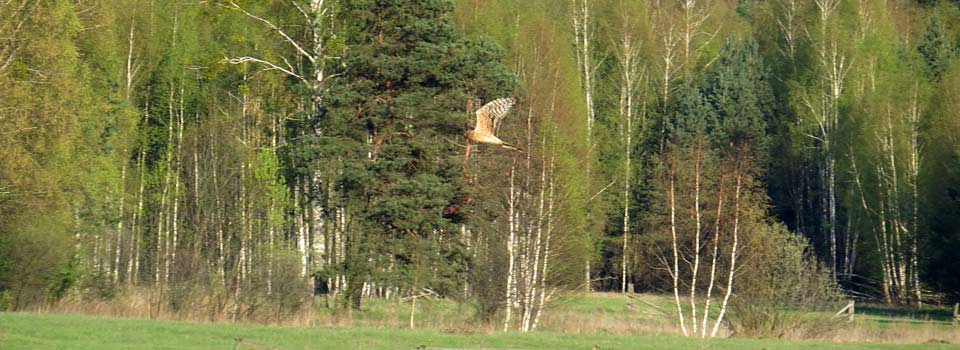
[[922, 64, 960, 298], [317, 0, 514, 309], [663, 38, 773, 157], [0, 0, 97, 306], [730, 224, 844, 338], [701, 39, 774, 153], [0, 216, 73, 308], [46, 258, 80, 303], [918, 15, 953, 81], [2, 0, 960, 330]]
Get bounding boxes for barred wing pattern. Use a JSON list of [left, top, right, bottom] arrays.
[[474, 97, 515, 135], [463, 97, 520, 180]]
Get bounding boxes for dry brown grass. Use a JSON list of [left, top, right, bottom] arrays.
[[535, 293, 668, 335], [35, 288, 316, 326], [535, 293, 957, 345], [824, 318, 960, 344], [536, 293, 736, 337], [33, 290, 960, 346]]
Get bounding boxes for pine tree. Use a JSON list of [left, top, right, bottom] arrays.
[[918, 15, 952, 82], [316, 0, 513, 309], [701, 39, 774, 154]]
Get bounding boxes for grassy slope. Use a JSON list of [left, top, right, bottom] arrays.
[[1, 312, 955, 350]]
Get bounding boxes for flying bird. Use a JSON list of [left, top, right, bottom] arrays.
[[462, 97, 521, 180], [466, 97, 520, 151]]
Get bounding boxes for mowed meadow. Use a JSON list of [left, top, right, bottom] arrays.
[[3, 0, 960, 349]]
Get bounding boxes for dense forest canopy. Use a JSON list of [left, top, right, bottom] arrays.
[[1, 0, 959, 334]]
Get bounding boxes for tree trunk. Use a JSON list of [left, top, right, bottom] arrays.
[[504, 161, 518, 332], [113, 155, 127, 284], [571, 0, 596, 292], [130, 140, 146, 286], [711, 151, 744, 338], [668, 158, 689, 336], [701, 171, 724, 337], [690, 140, 703, 335], [616, 25, 643, 293]]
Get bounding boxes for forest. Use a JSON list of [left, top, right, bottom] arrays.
[[1, 0, 960, 338]]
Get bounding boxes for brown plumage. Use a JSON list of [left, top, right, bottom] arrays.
[[465, 97, 520, 151], [462, 97, 520, 180]]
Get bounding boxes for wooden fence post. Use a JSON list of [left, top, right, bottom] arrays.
[[953, 303, 958, 326], [848, 300, 855, 322], [834, 300, 855, 322]]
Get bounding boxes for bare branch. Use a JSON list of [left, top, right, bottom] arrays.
[[587, 179, 617, 203], [223, 56, 309, 84], [222, 0, 316, 62], [290, 0, 312, 21]]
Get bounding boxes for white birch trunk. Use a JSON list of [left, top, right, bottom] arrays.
[[124, 21, 140, 101], [213, 139, 227, 290], [156, 85, 176, 288], [711, 154, 744, 338], [113, 155, 127, 284], [651, 1, 680, 110], [169, 83, 184, 285], [532, 151, 557, 331], [504, 162, 518, 332], [113, 21, 138, 285], [160, 9, 180, 289], [297, 179, 308, 278], [803, 0, 844, 281], [615, 25, 643, 293], [701, 172, 724, 338], [679, 0, 716, 74], [521, 133, 550, 333], [907, 87, 922, 307], [690, 141, 703, 335], [131, 98, 150, 286], [130, 141, 146, 286], [775, 0, 801, 64], [224, 0, 337, 297], [571, 0, 596, 291], [668, 160, 689, 336]]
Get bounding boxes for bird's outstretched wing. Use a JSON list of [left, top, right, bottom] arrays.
[[475, 97, 515, 135]]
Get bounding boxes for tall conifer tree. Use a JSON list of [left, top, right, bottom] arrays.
[[316, 0, 513, 309]]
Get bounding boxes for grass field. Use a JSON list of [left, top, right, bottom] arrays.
[[4, 293, 957, 349], [329, 293, 958, 343], [2, 311, 958, 350]]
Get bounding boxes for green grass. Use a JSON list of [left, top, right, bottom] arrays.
[[0, 311, 956, 350], [856, 303, 955, 325], [314, 296, 479, 330]]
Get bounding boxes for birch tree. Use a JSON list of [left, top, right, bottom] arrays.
[[612, 8, 647, 293], [0, 1, 36, 77], [844, 3, 927, 306], [797, 0, 849, 279], [649, 38, 774, 338], [774, 0, 803, 67], [854, 83, 925, 306], [570, 0, 599, 291], [220, 0, 340, 294], [501, 86, 562, 333], [459, 1, 589, 329]]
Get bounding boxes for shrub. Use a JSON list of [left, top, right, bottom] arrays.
[[728, 223, 845, 338]]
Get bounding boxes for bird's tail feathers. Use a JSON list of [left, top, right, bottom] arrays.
[[500, 143, 523, 152]]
